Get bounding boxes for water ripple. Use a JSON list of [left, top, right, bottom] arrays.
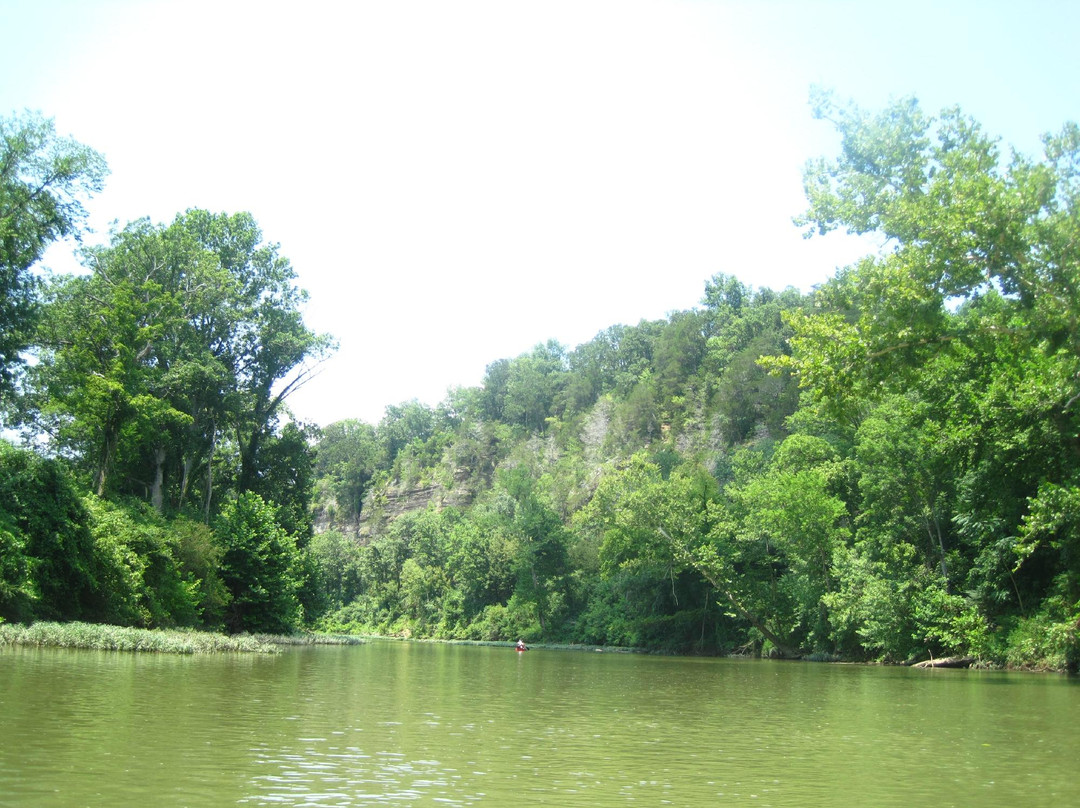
[[2, 643, 1078, 806]]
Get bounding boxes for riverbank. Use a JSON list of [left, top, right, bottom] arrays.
[[0, 621, 364, 654], [347, 632, 1079, 674], [348, 633, 651, 655]]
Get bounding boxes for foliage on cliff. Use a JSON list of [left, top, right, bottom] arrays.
[[310, 95, 1080, 670]]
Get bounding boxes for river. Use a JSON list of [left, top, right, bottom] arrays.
[[0, 639, 1076, 806]]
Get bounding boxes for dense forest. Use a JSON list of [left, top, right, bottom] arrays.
[[2, 95, 1079, 670]]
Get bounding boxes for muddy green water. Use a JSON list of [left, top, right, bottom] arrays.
[[0, 639, 1077, 807]]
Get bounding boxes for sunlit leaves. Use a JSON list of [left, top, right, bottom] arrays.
[[785, 92, 1080, 418], [25, 210, 331, 515], [1016, 481, 1080, 603], [0, 112, 107, 398]]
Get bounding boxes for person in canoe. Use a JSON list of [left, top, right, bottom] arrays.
[[516, 639, 529, 652]]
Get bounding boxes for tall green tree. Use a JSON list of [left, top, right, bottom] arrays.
[[173, 210, 334, 497], [31, 219, 191, 498], [315, 419, 381, 520], [705, 284, 804, 444], [378, 400, 436, 462], [766, 91, 1080, 661], [27, 210, 332, 518], [498, 467, 571, 636], [573, 455, 747, 651], [0, 112, 107, 402], [502, 341, 568, 432], [777, 90, 1080, 414], [726, 435, 851, 652]]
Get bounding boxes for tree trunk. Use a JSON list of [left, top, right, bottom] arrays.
[[179, 455, 194, 508], [659, 526, 802, 658], [203, 425, 217, 523], [926, 506, 949, 586], [95, 428, 118, 497], [717, 585, 801, 659], [150, 445, 166, 513], [912, 656, 975, 669], [531, 566, 547, 634], [699, 586, 710, 645]]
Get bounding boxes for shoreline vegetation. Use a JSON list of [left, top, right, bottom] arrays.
[[318, 633, 1070, 673], [0, 622, 364, 655], [350, 634, 1079, 673], [3, 101, 1080, 673], [0, 623, 1068, 673]]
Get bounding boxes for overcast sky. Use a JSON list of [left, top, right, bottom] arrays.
[[2, 0, 1078, 426]]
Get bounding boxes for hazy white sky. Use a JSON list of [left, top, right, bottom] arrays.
[[2, 0, 1077, 426]]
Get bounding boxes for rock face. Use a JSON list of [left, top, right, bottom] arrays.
[[314, 472, 476, 543], [311, 499, 362, 541], [359, 482, 456, 539], [310, 397, 694, 545]]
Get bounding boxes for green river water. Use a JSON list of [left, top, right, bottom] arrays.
[[0, 639, 1076, 807]]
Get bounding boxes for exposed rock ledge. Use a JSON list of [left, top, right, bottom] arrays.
[[314, 474, 476, 543]]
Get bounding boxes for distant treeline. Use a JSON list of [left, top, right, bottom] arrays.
[[2, 97, 1078, 670]]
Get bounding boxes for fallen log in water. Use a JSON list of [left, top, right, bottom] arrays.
[[912, 655, 976, 669]]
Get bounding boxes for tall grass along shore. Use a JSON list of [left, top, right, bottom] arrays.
[[0, 622, 361, 654]]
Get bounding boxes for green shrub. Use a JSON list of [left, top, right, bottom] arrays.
[[1002, 596, 1080, 672], [82, 496, 201, 628], [217, 492, 302, 634], [0, 443, 97, 621]]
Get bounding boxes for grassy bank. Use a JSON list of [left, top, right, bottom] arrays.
[[0, 621, 287, 654]]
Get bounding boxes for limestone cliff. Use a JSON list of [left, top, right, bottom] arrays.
[[313, 467, 476, 542]]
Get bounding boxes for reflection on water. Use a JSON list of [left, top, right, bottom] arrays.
[[1, 641, 1077, 807]]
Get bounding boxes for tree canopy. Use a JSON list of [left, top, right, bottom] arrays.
[[0, 112, 106, 402], [4, 96, 1079, 670]]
